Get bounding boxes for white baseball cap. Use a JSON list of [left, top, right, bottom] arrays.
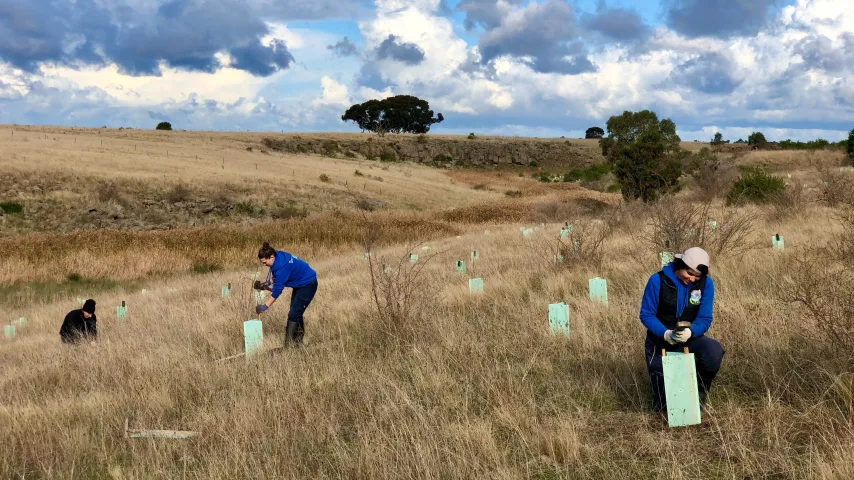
[[675, 247, 710, 272]]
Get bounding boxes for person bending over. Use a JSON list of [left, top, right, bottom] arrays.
[[256, 242, 318, 347]]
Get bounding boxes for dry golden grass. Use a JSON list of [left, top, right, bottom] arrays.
[[2, 132, 853, 478]]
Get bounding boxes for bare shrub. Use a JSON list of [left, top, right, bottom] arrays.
[[818, 167, 854, 208], [834, 209, 854, 268], [779, 255, 854, 361], [768, 182, 808, 220], [97, 182, 123, 203], [638, 197, 758, 258], [354, 197, 375, 212], [165, 183, 191, 204], [525, 217, 614, 270], [690, 153, 738, 202]]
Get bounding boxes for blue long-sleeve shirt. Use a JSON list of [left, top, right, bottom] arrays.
[[639, 263, 715, 339], [265, 251, 317, 299]]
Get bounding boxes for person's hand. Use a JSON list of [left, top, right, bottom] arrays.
[[255, 304, 269, 314], [673, 328, 692, 343], [663, 330, 678, 345]]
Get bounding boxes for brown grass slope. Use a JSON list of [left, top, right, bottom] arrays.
[[1, 131, 854, 479]]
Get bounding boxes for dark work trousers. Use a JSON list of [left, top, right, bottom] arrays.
[[645, 333, 725, 411], [286, 280, 318, 346]]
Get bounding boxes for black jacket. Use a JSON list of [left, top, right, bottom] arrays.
[[59, 309, 97, 343]]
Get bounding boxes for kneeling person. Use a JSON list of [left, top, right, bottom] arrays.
[[60, 299, 98, 344], [256, 242, 318, 347], [639, 247, 724, 412]]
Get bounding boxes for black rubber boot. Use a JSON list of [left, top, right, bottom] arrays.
[[286, 321, 305, 347]]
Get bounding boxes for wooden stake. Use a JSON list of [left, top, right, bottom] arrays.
[[124, 418, 199, 439]]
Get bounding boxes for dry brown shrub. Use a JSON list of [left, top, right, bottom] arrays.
[[165, 182, 192, 203], [638, 197, 758, 258], [691, 155, 739, 202], [818, 167, 854, 208]]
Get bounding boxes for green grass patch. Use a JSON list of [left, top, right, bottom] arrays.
[[0, 277, 144, 308], [563, 163, 611, 182], [0, 201, 24, 214], [727, 166, 786, 205], [192, 261, 222, 275]]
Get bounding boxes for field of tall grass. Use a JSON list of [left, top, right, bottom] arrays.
[[2, 128, 854, 479]]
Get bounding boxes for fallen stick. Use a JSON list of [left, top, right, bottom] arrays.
[[214, 346, 285, 364], [124, 418, 199, 439]]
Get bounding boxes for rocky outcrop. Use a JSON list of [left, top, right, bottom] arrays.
[[261, 135, 592, 167]]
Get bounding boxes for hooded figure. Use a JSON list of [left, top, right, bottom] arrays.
[[60, 299, 98, 344], [639, 247, 725, 412]]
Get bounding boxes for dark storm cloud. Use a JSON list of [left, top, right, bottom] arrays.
[[375, 35, 425, 65], [665, 0, 780, 38], [581, 3, 651, 43], [0, 0, 297, 76], [456, 0, 523, 31], [327, 37, 359, 57], [669, 52, 743, 94], [477, 0, 596, 75], [793, 33, 854, 73]]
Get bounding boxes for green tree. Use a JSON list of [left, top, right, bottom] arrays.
[[748, 131, 767, 146], [155, 121, 172, 131], [847, 127, 854, 157], [341, 95, 444, 135], [711, 132, 724, 145], [585, 126, 604, 139]]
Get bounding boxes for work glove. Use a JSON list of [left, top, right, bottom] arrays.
[[663, 330, 678, 346], [255, 304, 268, 314], [253, 281, 270, 291], [672, 328, 692, 343]]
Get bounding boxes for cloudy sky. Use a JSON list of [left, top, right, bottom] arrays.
[[1, 0, 852, 141]]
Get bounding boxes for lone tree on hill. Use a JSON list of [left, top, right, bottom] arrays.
[[748, 131, 767, 146], [585, 126, 605, 139], [341, 95, 444, 135], [599, 110, 684, 202], [711, 132, 724, 145], [156, 121, 172, 131]]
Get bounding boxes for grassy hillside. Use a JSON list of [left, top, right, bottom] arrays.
[[1, 125, 853, 479]]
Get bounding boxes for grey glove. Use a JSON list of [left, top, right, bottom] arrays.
[[672, 328, 692, 343], [663, 329, 678, 346]]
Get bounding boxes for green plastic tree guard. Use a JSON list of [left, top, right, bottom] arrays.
[[4, 324, 15, 340], [117, 301, 128, 320], [484, 230, 491, 235], [13, 317, 27, 328], [660, 252, 675, 268], [662, 349, 702, 427], [548, 302, 570, 336], [75, 297, 84, 307], [469, 278, 484, 293], [471, 251, 480, 261], [560, 223, 573, 239], [383, 264, 392, 273], [553, 255, 565, 264], [522, 228, 534, 238], [456, 260, 466, 274], [772, 234, 784, 250], [243, 320, 263, 359], [589, 277, 608, 306], [410, 254, 418, 264], [708, 220, 718, 229], [141, 289, 148, 295], [222, 283, 231, 298]]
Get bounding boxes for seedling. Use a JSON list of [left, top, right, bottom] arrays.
[[243, 320, 263, 360], [548, 302, 570, 336], [589, 277, 608, 306], [662, 347, 702, 427]]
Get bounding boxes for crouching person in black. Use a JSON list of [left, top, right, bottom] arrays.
[[639, 247, 724, 412], [60, 299, 98, 344]]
